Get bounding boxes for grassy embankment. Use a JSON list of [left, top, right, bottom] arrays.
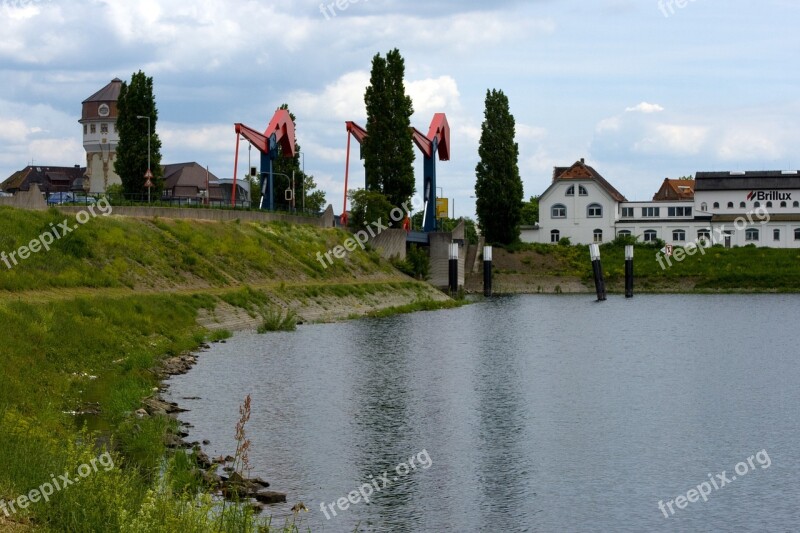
[[478, 240, 800, 293], [0, 206, 456, 532]]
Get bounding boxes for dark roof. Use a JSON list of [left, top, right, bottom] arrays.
[[82, 78, 123, 103], [163, 162, 221, 191], [695, 171, 800, 191], [1, 165, 86, 192], [552, 160, 627, 202]]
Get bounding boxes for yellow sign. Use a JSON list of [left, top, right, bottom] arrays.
[[436, 198, 449, 219]]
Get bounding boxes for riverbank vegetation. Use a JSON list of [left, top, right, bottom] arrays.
[[485, 238, 800, 293], [0, 206, 453, 531]]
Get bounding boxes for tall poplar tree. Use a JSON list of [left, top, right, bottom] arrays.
[[474, 89, 523, 245], [363, 48, 415, 208], [115, 71, 163, 196]]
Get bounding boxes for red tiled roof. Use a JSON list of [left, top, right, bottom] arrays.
[[552, 160, 627, 202]]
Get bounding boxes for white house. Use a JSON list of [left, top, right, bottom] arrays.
[[522, 161, 800, 249]]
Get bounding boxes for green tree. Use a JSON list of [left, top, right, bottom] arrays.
[[520, 195, 539, 225], [363, 48, 415, 208], [271, 104, 327, 213], [348, 189, 394, 230], [474, 89, 523, 245], [114, 71, 163, 196]]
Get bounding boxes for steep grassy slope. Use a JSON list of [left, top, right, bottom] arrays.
[[0, 207, 452, 532]]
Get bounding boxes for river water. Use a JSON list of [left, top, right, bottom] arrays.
[[167, 294, 800, 532]]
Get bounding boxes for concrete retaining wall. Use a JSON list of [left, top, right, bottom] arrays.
[[0, 184, 47, 210], [369, 228, 407, 260], [428, 231, 466, 289]]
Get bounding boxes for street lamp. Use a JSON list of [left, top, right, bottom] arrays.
[[136, 115, 151, 203]]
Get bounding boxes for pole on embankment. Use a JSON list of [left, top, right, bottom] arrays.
[[590, 244, 606, 301], [483, 245, 493, 297], [449, 243, 459, 295], [624, 245, 634, 299]]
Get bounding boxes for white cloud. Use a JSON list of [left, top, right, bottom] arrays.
[[634, 124, 709, 155], [625, 102, 664, 114]]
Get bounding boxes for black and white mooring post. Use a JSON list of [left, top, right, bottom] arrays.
[[624, 244, 634, 299], [448, 243, 459, 294], [589, 244, 607, 301], [483, 245, 493, 297]]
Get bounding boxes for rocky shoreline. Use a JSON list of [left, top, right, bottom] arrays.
[[142, 344, 287, 514]]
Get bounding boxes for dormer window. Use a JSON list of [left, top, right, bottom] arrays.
[[565, 185, 575, 196]]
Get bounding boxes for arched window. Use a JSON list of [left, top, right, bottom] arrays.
[[565, 185, 575, 196], [781, 201, 787, 208], [745, 228, 759, 241], [579, 185, 588, 196], [794, 201, 800, 208], [593, 229, 603, 243], [740, 201, 746, 208], [551, 204, 567, 218], [697, 229, 711, 243], [754, 201, 761, 208], [795, 228, 800, 241], [673, 229, 686, 242], [551, 230, 560, 243], [727, 202, 734, 208], [643, 230, 657, 242], [617, 230, 632, 238], [713, 202, 720, 209], [587, 203, 603, 218], [700, 202, 708, 211], [766, 201, 773, 208]]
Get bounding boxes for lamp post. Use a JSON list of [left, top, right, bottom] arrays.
[[136, 115, 151, 203]]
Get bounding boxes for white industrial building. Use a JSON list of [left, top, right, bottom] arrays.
[[523, 160, 800, 248]]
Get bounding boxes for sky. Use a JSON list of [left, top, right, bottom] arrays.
[[1, 0, 799, 217]]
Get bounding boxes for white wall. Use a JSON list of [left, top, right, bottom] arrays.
[[537, 180, 618, 244]]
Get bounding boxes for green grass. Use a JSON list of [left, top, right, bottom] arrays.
[[0, 206, 450, 531], [498, 239, 800, 292]]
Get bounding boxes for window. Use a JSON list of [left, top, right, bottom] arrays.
[[795, 228, 800, 241], [673, 229, 687, 241], [551, 230, 560, 243], [587, 203, 603, 218], [90, 124, 96, 134], [643, 230, 658, 242], [642, 207, 660, 217], [781, 201, 787, 208], [83, 124, 87, 135], [579, 185, 588, 196], [617, 230, 632, 237], [727, 202, 734, 208], [698, 229, 711, 243], [700, 202, 707, 211], [794, 201, 799, 208], [713, 202, 720, 209], [551, 204, 567, 218], [100, 123, 108, 134], [754, 201, 761, 208], [740, 201, 746, 208], [565, 185, 575, 196], [593, 229, 603, 243], [745, 228, 759, 241], [621, 207, 634, 218], [668, 207, 692, 217], [766, 201, 773, 208], [774, 229, 781, 241]]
